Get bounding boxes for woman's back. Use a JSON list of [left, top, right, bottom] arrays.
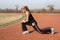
[[28, 13, 36, 22]]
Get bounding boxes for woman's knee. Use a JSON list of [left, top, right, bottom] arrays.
[[32, 22, 36, 26]]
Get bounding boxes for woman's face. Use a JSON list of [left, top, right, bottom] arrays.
[[21, 8, 26, 13]]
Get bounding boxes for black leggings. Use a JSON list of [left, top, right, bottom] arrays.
[[22, 21, 42, 32], [22, 21, 51, 34]]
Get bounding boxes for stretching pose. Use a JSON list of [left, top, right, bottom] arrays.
[[21, 6, 54, 34]]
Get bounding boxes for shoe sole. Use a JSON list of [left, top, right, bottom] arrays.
[[51, 28, 54, 34]]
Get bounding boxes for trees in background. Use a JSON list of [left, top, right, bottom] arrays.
[[47, 4, 54, 12], [0, 4, 60, 13], [0, 4, 21, 13], [15, 4, 19, 13]]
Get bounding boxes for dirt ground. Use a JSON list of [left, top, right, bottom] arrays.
[[0, 14, 60, 40]]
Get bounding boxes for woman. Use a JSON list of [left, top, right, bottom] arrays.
[[21, 6, 54, 34]]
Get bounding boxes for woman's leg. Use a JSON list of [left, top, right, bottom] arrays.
[[22, 22, 28, 31], [31, 22, 42, 33], [31, 21, 54, 34], [42, 27, 54, 34], [22, 22, 29, 34]]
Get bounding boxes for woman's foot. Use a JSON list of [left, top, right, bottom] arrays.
[[22, 31, 29, 34], [41, 27, 55, 34], [50, 28, 55, 34]]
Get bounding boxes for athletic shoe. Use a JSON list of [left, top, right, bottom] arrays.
[[50, 28, 54, 34], [22, 31, 29, 34]]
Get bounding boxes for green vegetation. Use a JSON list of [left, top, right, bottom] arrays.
[[0, 13, 25, 28]]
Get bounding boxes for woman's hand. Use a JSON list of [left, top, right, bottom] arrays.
[[21, 19, 28, 23]]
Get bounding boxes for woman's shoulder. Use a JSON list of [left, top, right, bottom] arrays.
[[26, 11, 31, 15], [26, 11, 30, 13]]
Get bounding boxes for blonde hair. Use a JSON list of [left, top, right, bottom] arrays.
[[21, 6, 31, 13]]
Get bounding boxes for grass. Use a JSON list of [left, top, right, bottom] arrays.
[[0, 13, 25, 28]]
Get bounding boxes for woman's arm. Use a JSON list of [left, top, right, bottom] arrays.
[[25, 11, 29, 22], [21, 11, 29, 23]]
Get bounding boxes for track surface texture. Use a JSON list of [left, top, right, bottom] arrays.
[[0, 14, 60, 40]]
